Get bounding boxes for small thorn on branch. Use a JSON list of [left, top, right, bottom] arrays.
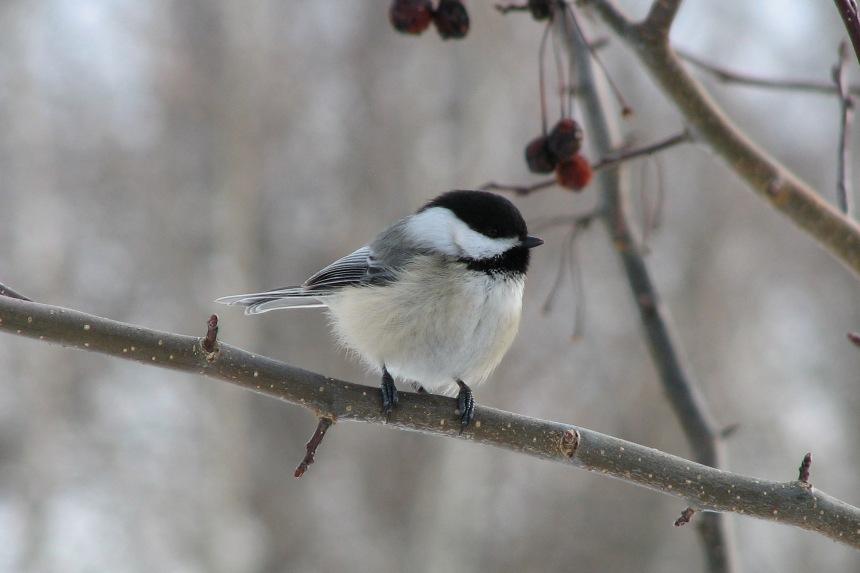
[[202, 314, 219, 353], [798, 452, 812, 484], [674, 507, 696, 527], [294, 417, 333, 478], [848, 332, 860, 347]]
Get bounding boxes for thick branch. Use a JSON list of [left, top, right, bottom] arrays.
[[582, 0, 860, 278], [1, 297, 859, 548], [559, 11, 736, 572]]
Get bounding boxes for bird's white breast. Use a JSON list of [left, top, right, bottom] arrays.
[[325, 256, 524, 394]]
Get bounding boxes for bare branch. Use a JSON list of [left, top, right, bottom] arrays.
[[559, 11, 737, 571], [590, 129, 691, 171], [294, 418, 333, 478], [643, 0, 684, 38], [833, 41, 855, 216], [494, 3, 530, 15], [833, 0, 860, 66], [480, 178, 556, 195], [0, 282, 32, 302], [678, 49, 860, 96], [583, 4, 860, 278], [2, 296, 860, 548]]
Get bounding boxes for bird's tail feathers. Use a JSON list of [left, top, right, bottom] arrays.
[[214, 287, 330, 315]]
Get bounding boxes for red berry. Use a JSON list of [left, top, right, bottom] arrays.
[[527, 0, 552, 20], [556, 154, 592, 191], [525, 136, 557, 174], [433, 0, 470, 40], [390, 0, 433, 35], [547, 118, 584, 160]]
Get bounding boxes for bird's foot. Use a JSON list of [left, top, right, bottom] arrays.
[[456, 380, 475, 434], [380, 368, 399, 422]]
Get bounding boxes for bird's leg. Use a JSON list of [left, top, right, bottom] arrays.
[[380, 366, 399, 421], [456, 380, 475, 433]]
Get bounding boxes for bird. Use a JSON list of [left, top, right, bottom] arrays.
[[215, 190, 543, 431]]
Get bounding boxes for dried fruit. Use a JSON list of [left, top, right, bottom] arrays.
[[547, 118, 583, 159], [433, 0, 470, 40], [389, 0, 433, 35], [556, 154, 592, 191], [525, 136, 557, 174], [527, 0, 552, 20]]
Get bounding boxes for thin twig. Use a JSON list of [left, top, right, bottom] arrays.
[[674, 506, 696, 527], [494, 3, 530, 14], [0, 282, 32, 302], [591, 130, 691, 171], [539, 21, 552, 135], [294, 418, 333, 478], [2, 296, 860, 549], [565, 3, 632, 116], [833, 41, 855, 216], [677, 49, 860, 96], [833, 0, 860, 66], [480, 178, 556, 195], [798, 452, 812, 484]]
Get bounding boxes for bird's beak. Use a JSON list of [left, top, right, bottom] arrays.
[[522, 235, 544, 249]]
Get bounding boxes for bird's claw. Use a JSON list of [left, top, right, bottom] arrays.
[[381, 370, 399, 422], [456, 380, 475, 434]]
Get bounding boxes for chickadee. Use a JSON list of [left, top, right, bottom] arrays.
[[216, 190, 543, 430]]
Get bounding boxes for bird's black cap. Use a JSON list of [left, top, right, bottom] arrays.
[[420, 190, 529, 240]]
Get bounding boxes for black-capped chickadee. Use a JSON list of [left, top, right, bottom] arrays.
[[216, 190, 543, 430]]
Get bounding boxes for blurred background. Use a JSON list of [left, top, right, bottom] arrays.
[[1, 1, 859, 571]]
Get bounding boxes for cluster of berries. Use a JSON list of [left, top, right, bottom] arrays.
[[389, 0, 470, 39], [525, 119, 592, 191]]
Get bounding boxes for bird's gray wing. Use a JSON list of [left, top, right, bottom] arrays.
[[214, 244, 398, 315]]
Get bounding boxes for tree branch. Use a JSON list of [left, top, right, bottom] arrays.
[[834, 0, 860, 66], [677, 49, 860, 96], [834, 41, 855, 216], [1, 296, 859, 548], [559, 9, 736, 572], [643, 0, 684, 37], [590, 129, 691, 171], [582, 0, 860, 278]]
